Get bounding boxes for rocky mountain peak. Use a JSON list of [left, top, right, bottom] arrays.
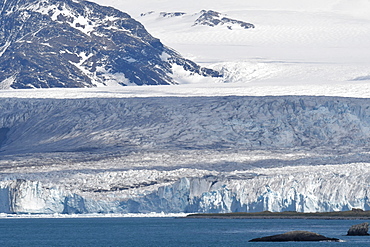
[[0, 0, 221, 89], [194, 10, 255, 30]]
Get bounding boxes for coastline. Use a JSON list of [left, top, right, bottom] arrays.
[[185, 210, 370, 220], [185, 216, 370, 220]]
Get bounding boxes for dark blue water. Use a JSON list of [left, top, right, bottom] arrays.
[[0, 217, 369, 246]]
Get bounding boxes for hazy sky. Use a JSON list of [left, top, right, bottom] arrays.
[[91, 0, 370, 19]]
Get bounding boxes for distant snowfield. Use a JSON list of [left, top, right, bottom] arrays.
[[2, 81, 370, 99], [92, 0, 370, 19], [87, 0, 370, 91]]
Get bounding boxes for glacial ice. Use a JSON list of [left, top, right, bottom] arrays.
[[2, 96, 370, 154], [0, 163, 369, 214], [0, 95, 370, 214]]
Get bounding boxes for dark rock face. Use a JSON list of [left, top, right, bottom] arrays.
[[249, 231, 340, 242], [347, 222, 369, 236], [194, 10, 255, 30], [159, 12, 186, 18], [0, 0, 221, 89], [140, 10, 254, 31]]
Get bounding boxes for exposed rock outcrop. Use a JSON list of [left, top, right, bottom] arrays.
[[194, 10, 255, 30], [141, 10, 255, 31], [249, 231, 340, 242], [347, 222, 369, 236]]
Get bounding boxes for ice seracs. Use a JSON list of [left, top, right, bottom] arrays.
[[1, 96, 370, 214], [0, 163, 369, 214]]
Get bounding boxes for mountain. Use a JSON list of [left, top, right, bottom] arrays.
[[0, 0, 221, 89], [193, 10, 254, 30], [92, 0, 370, 21], [132, 0, 370, 84], [141, 10, 255, 30]]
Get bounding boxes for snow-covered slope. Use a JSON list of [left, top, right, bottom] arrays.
[[141, 10, 370, 85], [89, 0, 370, 86], [91, 0, 370, 18]]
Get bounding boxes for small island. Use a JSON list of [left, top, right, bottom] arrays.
[[347, 222, 370, 236], [186, 209, 370, 219]]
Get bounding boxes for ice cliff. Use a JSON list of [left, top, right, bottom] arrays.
[[0, 163, 369, 214], [1, 95, 370, 214]]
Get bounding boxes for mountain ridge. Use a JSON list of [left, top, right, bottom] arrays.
[[0, 0, 221, 89], [141, 9, 255, 30]]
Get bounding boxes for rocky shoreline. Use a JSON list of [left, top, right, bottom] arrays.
[[186, 210, 370, 220], [186, 215, 370, 220]]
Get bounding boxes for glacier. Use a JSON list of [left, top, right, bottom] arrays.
[[0, 164, 369, 214], [0, 95, 370, 214], [2, 96, 370, 154], [1, 0, 370, 216]]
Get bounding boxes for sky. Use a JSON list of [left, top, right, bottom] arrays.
[[91, 0, 370, 19]]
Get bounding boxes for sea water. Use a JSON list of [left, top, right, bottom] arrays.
[[0, 217, 369, 246]]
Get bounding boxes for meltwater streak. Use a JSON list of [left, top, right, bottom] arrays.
[[0, 218, 369, 246]]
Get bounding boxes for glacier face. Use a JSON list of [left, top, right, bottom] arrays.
[[0, 163, 369, 214], [1, 95, 370, 214]]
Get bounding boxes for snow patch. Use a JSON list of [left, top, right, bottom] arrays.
[[28, 2, 96, 35], [101, 72, 131, 87], [0, 41, 11, 57], [0, 76, 15, 90], [170, 64, 221, 84], [160, 52, 171, 61], [67, 51, 101, 86], [28, 1, 126, 36]]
